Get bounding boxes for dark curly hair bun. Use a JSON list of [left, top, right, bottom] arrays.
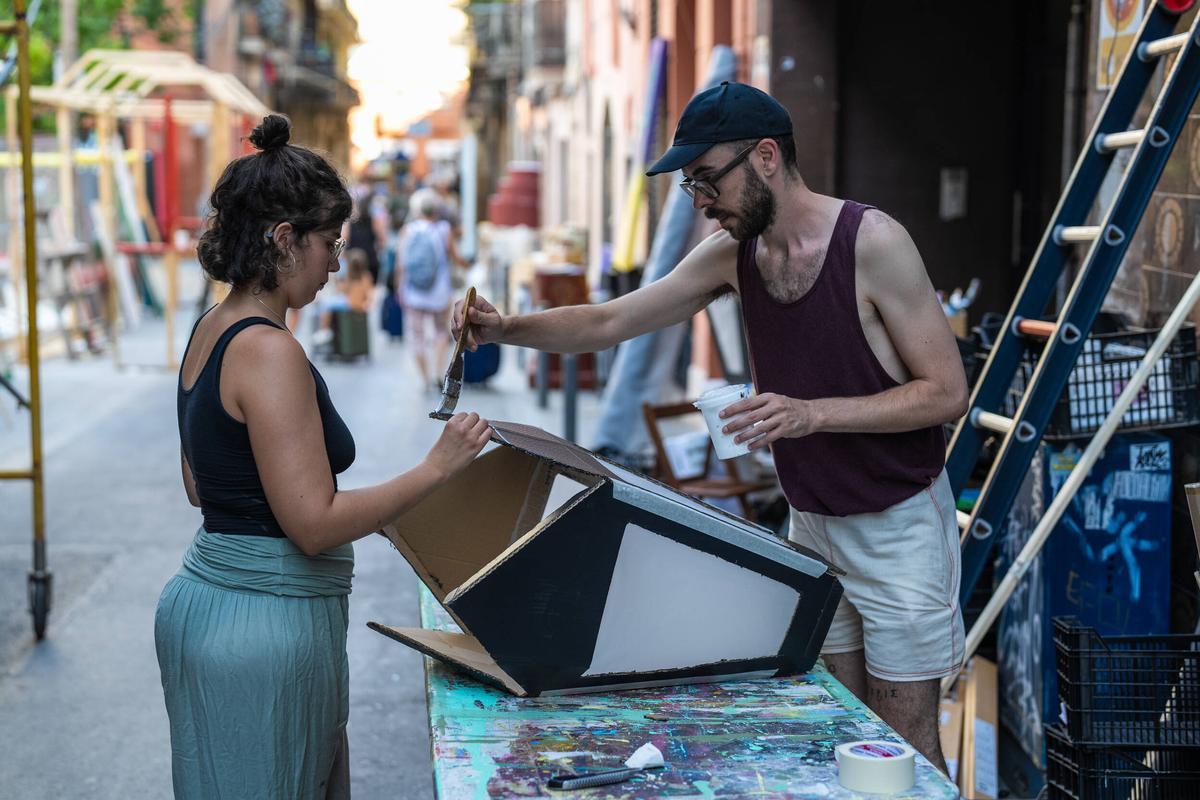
[[199, 114, 350, 291], [248, 114, 291, 152]]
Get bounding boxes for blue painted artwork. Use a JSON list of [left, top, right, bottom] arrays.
[[997, 433, 1173, 767]]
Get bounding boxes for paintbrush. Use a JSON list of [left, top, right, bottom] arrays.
[[547, 742, 664, 791], [431, 286, 476, 420]]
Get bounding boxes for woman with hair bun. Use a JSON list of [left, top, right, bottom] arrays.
[[154, 114, 492, 799]]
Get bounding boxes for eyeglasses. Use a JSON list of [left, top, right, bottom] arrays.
[[265, 223, 346, 260], [311, 232, 347, 261], [679, 142, 759, 200]]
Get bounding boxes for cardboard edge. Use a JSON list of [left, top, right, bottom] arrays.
[[367, 622, 527, 696], [444, 479, 607, 605], [536, 657, 785, 696], [777, 571, 844, 676], [489, 421, 617, 480], [382, 446, 543, 610], [380, 524, 450, 600], [597, 451, 778, 536], [604, 462, 842, 579], [540, 668, 779, 696]]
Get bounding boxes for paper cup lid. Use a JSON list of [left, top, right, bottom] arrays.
[[695, 383, 749, 407]]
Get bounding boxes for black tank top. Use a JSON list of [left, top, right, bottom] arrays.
[[178, 315, 356, 537], [736, 200, 945, 516]]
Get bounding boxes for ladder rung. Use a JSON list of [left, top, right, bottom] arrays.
[[1096, 129, 1145, 152], [1140, 32, 1192, 61], [1054, 225, 1101, 244], [956, 510, 971, 529], [1096, 126, 1172, 153], [972, 409, 1014, 435], [970, 409, 1039, 442], [1015, 318, 1057, 339]]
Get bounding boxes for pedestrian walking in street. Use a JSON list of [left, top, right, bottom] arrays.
[[156, 113, 492, 800], [399, 188, 464, 393], [346, 188, 383, 286], [453, 82, 968, 773]]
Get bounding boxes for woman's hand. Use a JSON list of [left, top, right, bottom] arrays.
[[423, 412, 492, 479]]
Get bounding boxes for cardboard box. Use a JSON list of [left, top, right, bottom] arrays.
[[959, 656, 999, 800], [369, 421, 844, 696]]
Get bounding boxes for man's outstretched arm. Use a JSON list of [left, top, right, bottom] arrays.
[[452, 230, 739, 354]]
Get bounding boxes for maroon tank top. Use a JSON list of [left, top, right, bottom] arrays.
[[736, 200, 945, 516]]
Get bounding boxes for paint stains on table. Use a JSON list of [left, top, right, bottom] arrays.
[[419, 587, 958, 799]]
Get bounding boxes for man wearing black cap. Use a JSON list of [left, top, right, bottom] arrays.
[[453, 82, 967, 772]]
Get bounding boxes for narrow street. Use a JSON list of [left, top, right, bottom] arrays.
[[0, 311, 598, 798]]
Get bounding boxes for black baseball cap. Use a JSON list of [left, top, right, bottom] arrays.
[[646, 81, 793, 176]]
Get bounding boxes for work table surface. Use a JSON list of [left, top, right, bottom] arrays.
[[416, 588, 960, 799]]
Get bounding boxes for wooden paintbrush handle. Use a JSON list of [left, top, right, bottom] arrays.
[[453, 286, 476, 360]]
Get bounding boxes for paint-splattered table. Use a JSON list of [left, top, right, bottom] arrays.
[[418, 588, 959, 799]]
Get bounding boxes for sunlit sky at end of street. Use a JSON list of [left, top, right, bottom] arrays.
[[346, 0, 470, 170]]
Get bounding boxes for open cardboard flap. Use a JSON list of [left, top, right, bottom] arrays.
[[368, 623, 525, 696], [488, 421, 615, 479], [381, 446, 536, 600], [374, 420, 844, 696]]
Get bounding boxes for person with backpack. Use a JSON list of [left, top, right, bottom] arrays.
[[400, 188, 463, 392]]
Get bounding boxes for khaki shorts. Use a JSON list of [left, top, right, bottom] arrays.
[[788, 470, 965, 682]]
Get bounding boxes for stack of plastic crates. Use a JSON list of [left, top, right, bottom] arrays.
[[1003, 324, 1200, 440], [958, 313, 1200, 439], [1045, 617, 1200, 799]]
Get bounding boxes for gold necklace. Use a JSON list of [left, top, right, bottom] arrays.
[[251, 293, 289, 331]]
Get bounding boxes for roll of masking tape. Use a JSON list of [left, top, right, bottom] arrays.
[[835, 740, 916, 794]]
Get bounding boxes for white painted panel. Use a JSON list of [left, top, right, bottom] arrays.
[[607, 473, 829, 578], [541, 474, 591, 524], [583, 523, 800, 676]]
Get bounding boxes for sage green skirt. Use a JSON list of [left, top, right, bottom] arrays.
[[155, 529, 355, 799]]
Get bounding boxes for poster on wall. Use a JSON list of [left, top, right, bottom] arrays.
[[1097, 0, 1145, 90]]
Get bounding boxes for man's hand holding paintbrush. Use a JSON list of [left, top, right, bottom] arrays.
[[451, 293, 505, 352], [452, 290, 629, 354]]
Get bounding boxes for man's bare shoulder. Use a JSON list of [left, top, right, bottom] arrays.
[[689, 228, 741, 261], [682, 229, 740, 298], [857, 209, 916, 253], [855, 208, 924, 277]]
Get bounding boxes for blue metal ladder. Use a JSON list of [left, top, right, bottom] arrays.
[[948, 1, 1200, 608]]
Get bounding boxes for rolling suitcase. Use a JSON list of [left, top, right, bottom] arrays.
[[463, 342, 500, 384], [380, 292, 404, 339], [332, 310, 370, 360]]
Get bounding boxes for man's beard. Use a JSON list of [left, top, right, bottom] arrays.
[[707, 166, 777, 241]]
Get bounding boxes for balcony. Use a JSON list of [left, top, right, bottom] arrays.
[[468, 2, 522, 78], [526, 0, 565, 70]]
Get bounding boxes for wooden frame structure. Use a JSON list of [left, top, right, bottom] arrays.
[[4, 49, 269, 368], [0, 0, 49, 638]]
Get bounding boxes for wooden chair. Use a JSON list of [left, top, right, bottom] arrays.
[[642, 401, 776, 522]]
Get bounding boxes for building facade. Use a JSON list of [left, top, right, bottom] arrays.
[[200, 0, 359, 169], [467, 1, 1200, 370]]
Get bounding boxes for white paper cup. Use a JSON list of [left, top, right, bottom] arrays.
[[693, 383, 754, 460]]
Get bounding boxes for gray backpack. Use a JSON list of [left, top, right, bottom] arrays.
[[402, 221, 442, 292]]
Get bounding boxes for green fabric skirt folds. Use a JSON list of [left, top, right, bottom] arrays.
[[155, 529, 355, 799]]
